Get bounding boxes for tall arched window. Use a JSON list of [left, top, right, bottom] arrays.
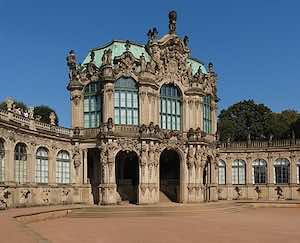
[[56, 151, 70, 184], [0, 139, 4, 182], [36, 147, 48, 183], [114, 78, 139, 125], [232, 159, 246, 185], [274, 158, 290, 184], [160, 84, 182, 130], [84, 81, 101, 128], [15, 143, 27, 183], [252, 159, 267, 184], [218, 160, 226, 185], [203, 95, 212, 134], [297, 161, 300, 184]]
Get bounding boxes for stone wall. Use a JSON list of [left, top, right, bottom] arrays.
[[219, 140, 300, 201]]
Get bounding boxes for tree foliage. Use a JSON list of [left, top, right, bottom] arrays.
[[33, 105, 59, 125], [269, 110, 299, 139], [218, 100, 300, 141], [218, 100, 273, 141]]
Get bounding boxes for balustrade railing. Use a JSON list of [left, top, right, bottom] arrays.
[[221, 138, 300, 149], [0, 109, 72, 137]]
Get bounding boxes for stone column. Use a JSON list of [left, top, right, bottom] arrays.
[[70, 90, 83, 128], [139, 90, 147, 125], [5, 141, 14, 184], [180, 148, 188, 203], [226, 157, 233, 200], [99, 141, 117, 205], [195, 100, 201, 129], [155, 94, 160, 125], [267, 154, 274, 200], [48, 149, 56, 185], [103, 83, 114, 122], [83, 149, 88, 184], [290, 153, 297, 184], [211, 100, 217, 135], [182, 99, 188, 131], [26, 145, 35, 183]]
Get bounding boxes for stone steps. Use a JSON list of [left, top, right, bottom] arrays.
[[67, 203, 250, 218]]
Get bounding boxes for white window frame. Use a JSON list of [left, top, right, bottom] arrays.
[[36, 147, 49, 183], [218, 160, 226, 185], [56, 151, 71, 184]]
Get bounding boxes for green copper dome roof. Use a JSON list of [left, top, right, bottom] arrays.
[[82, 40, 207, 75]]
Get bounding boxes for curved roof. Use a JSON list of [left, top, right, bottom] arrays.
[[82, 40, 207, 75]]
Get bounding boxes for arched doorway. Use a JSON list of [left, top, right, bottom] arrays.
[[203, 157, 212, 202], [115, 151, 139, 204], [159, 149, 180, 202], [87, 148, 101, 204]]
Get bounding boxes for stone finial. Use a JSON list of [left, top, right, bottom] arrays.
[[208, 62, 214, 73], [49, 112, 56, 126], [125, 40, 131, 51], [28, 107, 34, 119], [5, 97, 14, 111], [168, 10, 177, 34], [147, 27, 158, 41], [183, 35, 189, 46]]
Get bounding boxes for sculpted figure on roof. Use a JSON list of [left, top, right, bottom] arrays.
[[66, 50, 77, 80], [102, 49, 112, 66], [168, 10, 177, 34]]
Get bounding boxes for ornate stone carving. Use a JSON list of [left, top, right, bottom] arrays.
[[49, 112, 56, 126], [168, 10, 177, 34], [187, 145, 195, 169], [66, 50, 77, 80], [102, 49, 112, 66], [0, 187, 11, 209], [20, 189, 31, 204], [73, 144, 81, 175], [42, 189, 50, 204], [147, 27, 158, 42], [113, 49, 139, 76]]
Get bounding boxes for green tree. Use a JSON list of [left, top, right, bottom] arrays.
[[34, 105, 59, 125], [291, 118, 300, 138], [269, 110, 299, 139], [218, 100, 273, 141]]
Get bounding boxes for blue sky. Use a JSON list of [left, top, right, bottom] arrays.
[[0, 0, 299, 127]]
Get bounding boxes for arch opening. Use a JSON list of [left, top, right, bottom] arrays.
[[115, 150, 139, 204], [159, 149, 180, 202]]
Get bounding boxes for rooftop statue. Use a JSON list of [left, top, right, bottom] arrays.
[[66, 50, 77, 80], [168, 10, 177, 34]]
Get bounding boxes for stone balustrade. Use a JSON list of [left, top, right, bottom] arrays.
[[220, 138, 300, 149], [0, 109, 72, 137]]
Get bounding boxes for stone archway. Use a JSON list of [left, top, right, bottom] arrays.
[[159, 149, 180, 202], [203, 157, 212, 202], [115, 150, 139, 204]]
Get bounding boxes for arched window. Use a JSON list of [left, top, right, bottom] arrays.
[[15, 143, 27, 183], [84, 81, 101, 128], [114, 78, 139, 125], [252, 159, 267, 184], [0, 139, 4, 182], [232, 159, 246, 185], [297, 161, 300, 184], [274, 158, 290, 184], [56, 151, 70, 184], [36, 147, 48, 183], [160, 84, 182, 130], [218, 160, 226, 185], [203, 95, 212, 134]]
